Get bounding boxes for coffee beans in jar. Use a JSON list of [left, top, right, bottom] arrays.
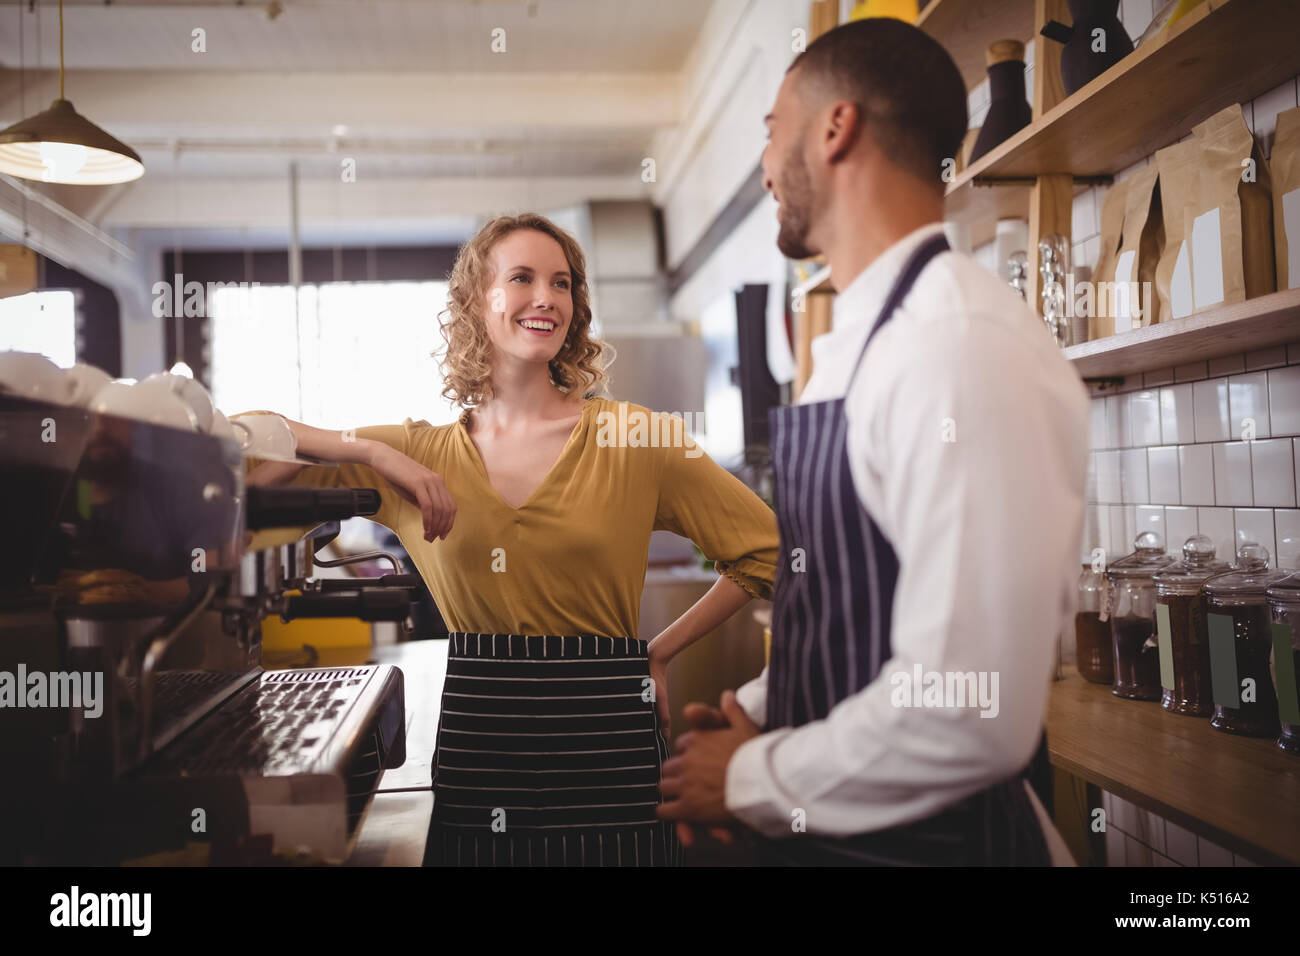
[[1152, 535, 1227, 717], [1266, 571, 1300, 755], [1203, 544, 1287, 738], [1105, 532, 1174, 701], [1076, 564, 1112, 684]]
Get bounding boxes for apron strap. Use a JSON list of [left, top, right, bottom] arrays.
[[844, 231, 949, 395]]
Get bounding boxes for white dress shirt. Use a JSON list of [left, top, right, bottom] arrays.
[[725, 222, 1091, 842]]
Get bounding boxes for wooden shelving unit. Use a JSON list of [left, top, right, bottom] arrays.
[[945, 0, 1300, 232], [1048, 667, 1300, 865], [794, 0, 1300, 390], [1064, 288, 1300, 379], [792, 263, 833, 300]]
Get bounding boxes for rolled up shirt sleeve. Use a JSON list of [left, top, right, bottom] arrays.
[[651, 413, 779, 601], [735, 667, 769, 729]]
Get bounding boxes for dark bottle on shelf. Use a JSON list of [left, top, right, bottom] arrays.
[[1203, 544, 1286, 738], [1104, 532, 1174, 701], [1039, 0, 1135, 96], [969, 40, 1034, 164], [1152, 535, 1228, 717]]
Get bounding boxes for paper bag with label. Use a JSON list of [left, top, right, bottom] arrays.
[[1111, 165, 1162, 333], [1089, 177, 1129, 340], [1271, 105, 1300, 291], [1154, 138, 1200, 325], [1183, 104, 1275, 313]]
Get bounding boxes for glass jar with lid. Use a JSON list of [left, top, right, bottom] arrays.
[[1104, 532, 1175, 700], [1265, 570, 1300, 755], [1202, 543, 1287, 737], [1076, 563, 1112, 684], [1151, 535, 1229, 716]]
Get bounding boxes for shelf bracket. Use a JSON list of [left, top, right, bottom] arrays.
[[1081, 375, 1127, 391], [971, 174, 1115, 188]]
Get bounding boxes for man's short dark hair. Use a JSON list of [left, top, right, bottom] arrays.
[[789, 18, 968, 191]]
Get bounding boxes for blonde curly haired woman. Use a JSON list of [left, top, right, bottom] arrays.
[[243, 213, 778, 867]]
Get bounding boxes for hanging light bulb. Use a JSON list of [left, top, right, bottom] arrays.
[[0, 0, 144, 185], [39, 141, 88, 181]]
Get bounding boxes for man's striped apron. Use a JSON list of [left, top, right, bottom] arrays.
[[757, 233, 1051, 866]]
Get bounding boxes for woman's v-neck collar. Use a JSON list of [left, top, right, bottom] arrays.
[[457, 397, 597, 512]]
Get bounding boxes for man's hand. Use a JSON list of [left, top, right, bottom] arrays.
[[657, 691, 760, 846]]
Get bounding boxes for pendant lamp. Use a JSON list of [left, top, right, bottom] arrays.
[[0, 0, 144, 185]]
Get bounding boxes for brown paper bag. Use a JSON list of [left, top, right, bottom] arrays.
[[1271, 105, 1300, 291], [1183, 104, 1274, 312], [1112, 165, 1162, 331], [1089, 177, 1129, 340], [1154, 138, 1200, 325]]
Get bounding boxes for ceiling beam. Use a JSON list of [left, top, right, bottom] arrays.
[[99, 175, 651, 230], [0, 69, 682, 134]]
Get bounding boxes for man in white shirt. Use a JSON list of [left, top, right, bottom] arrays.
[[658, 18, 1089, 864]]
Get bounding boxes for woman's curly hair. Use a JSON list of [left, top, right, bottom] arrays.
[[438, 213, 609, 409]]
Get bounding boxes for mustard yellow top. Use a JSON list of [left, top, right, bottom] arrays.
[[241, 397, 778, 638]]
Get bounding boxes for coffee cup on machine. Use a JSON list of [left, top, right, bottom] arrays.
[[64, 363, 113, 407], [140, 372, 216, 432], [0, 350, 78, 405], [226, 412, 299, 461], [88, 380, 200, 431]]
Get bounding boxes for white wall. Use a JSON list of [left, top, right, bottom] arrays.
[[654, 0, 810, 383], [652, 0, 810, 273]]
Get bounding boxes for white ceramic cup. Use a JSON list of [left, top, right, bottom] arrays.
[[0, 351, 77, 405], [64, 363, 113, 408], [210, 408, 254, 450], [88, 380, 199, 431], [140, 372, 215, 432], [227, 412, 298, 461]]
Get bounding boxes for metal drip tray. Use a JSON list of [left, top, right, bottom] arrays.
[[123, 670, 255, 752], [148, 666, 395, 777], [118, 664, 407, 863]]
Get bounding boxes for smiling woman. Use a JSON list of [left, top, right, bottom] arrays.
[[244, 212, 780, 868], [438, 214, 607, 411]]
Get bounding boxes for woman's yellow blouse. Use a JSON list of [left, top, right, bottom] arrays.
[[241, 398, 778, 638]]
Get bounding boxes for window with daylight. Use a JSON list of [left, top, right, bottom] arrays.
[[0, 290, 77, 367], [208, 280, 458, 430]]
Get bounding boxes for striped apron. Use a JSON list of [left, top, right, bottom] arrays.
[[758, 232, 1051, 866], [422, 632, 681, 866]]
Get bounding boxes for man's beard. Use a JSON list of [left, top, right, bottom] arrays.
[[775, 143, 817, 261]]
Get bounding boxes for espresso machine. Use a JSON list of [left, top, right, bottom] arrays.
[[0, 392, 414, 865]]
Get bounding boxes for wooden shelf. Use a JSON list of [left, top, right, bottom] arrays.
[[793, 263, 833, 299], [1047, 667, 1300, 865], [944, 0, 1300, 234], [1063, 288, 1300, 379], [917, 0, 1035, 92]]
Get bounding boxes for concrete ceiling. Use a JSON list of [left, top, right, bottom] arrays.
[[0, 0, 711, 251]]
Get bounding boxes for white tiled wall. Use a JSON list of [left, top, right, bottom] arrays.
[[1086, 352, 1300, 571], [1102, 791, 1261, 866]]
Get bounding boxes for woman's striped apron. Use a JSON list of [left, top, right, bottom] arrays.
[[422, 632, 681, 866], [758, 233, 1051, 866]]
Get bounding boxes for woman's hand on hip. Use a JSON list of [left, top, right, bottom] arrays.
[[368, 443, 457, 542], [647, 643, 671, 740]]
